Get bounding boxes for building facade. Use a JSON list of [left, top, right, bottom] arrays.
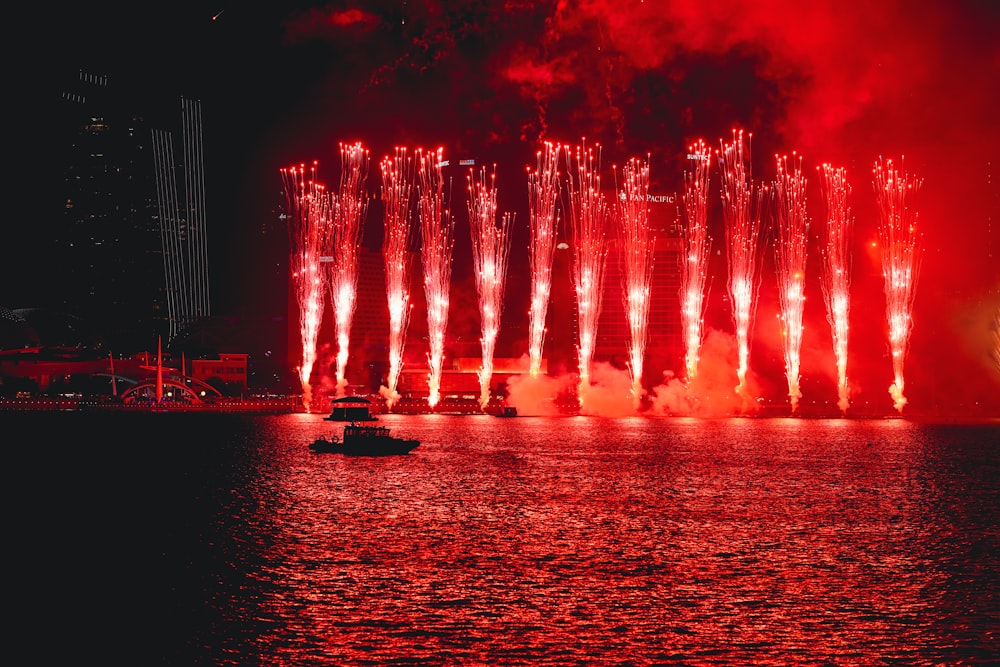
[[55, 69, 210, 352], [57, 70, 167, 350]]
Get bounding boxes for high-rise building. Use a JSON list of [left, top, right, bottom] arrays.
[[593, 191, 684, 384], [347, 244, 392, 390], [56, 69, 209, 351], [596, 197, 684, 382], [57, 70, 166, 350], [151, 98, 212, 341]]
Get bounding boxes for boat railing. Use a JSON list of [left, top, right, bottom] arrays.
[[345, 423, 392, 437]]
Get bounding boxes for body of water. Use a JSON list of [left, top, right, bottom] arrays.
[[9, 412, 998, 665]]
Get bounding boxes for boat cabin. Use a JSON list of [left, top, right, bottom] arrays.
[[326, 396, 377, 422]]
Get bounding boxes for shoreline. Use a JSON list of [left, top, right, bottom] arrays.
[[0, 396, 304, 414], [0, 397, 995, 424]]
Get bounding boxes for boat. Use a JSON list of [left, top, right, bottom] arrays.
[[309, 422, 420, 456], [496, 406, 518, 418], [308, 435, 342, 453], [323, 396, 379, 422]]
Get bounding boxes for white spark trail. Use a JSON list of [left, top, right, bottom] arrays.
[[680, 140, 713, 388], [280, 162, 332, 413], [772, 152, 810, 413], [468, 165, 513, 410], [615, 155, 654, 409], [379, 148, 415, 409], [818, 163, 854, 414], [328, 142, 370, 397], [564, 140, 610, 409], [873, 157, 923, 413], [719, 129, 765, 411], [526, 141, 563, 377], [416, 147, 455, 409]]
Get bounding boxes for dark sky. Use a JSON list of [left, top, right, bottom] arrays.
[[9, 0, 1000, 414]]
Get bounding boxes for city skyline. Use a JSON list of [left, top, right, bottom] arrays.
[[6, 1, 998, 416]]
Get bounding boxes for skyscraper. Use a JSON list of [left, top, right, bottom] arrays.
[[57, 69, 166, 350], [55, 69, 210, 351], [596, 191, 684, 383], [151, 97, 212, 341]]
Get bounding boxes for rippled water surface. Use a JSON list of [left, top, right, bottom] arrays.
[[11, 413, 999, 665]]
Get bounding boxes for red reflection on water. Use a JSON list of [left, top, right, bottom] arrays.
[[214, 416, 998, 664]]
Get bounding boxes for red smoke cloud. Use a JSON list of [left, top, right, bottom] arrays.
[[283, 7, 381, 41], [273, 0, 998, 417]]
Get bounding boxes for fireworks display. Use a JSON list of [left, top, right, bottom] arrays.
[[817, 163, 854, 414], [772, 152, 810, 413], [328, 142, 370, 397], [679, 140, 713, 387], [279, 161, 332, 413], [564, 140, 610, 408], [873, 157, 923, 413], [416, 147, 456, 409], [467, 165, 513, 409], [275, 135, 973, 418], [378, 147, 416, 409], [615, 155, 654, 407], [526, 141, 563, 378], [719, 130, 765, 410], [18, 3, 998, 421]]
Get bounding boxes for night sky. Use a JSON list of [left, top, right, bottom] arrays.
[[9, 1, 1000, 415]]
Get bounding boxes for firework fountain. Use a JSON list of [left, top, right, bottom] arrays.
[[416, 147, 455, 409], [719, 130, 765, 410], [526, 141, 563, 377], [992, 306, 1000, 376], [328, 142, 370, 397], [615, 155, 654, 408], [817, 163, 854, 414], [679, 140, 713, 388], [467, 165, 513, 409], [564, 140, 610, 408], [772, 152, 810, 413], [280, 162, 332, 412], [873, 157, 923, 413], [378, 148, 416, 409]]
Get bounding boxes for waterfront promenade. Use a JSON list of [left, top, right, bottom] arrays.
[[0, 396, 304, 414]]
